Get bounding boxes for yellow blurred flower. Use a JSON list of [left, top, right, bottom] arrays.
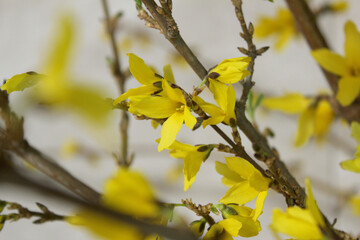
[[1, 15, 111, 124], [263, 93, 335, 147], [67, 168, 163, 240], [255, 8, 297, 50], [330, 1, 348, 12], [349, 195, 360, 215], [312, 21, 360, 106], [271, 178, 325, 239], [215, 157, 270, 206]]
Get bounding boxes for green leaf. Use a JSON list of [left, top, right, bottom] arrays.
[[1, 72, 42, 94], [0, 201, 7, 214], [134, 0, 142, 10], [254, 93, 264, 109]]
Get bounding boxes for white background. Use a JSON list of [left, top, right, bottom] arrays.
[[1, 0, 360, 239]]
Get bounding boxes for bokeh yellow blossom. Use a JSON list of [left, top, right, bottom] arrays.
[[312, 21, 360, 106], [263, 93, 335, 147]]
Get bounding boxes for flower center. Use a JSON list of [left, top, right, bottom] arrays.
[[176, 104, 185, 112], [350, 66, 360, 77]]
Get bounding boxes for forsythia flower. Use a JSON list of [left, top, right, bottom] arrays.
[[312, 21, 360, 106], [255, 8, 297, 50], [271, 178, 325, 240], [340, 122, 360, 172], [208, 57, 251, 84], [1, 15, 110, 124], [113, 53, 175, 105], [193, 57, 250, 127], [215, 157, 270, 206], [263, 93, 335, 147], [160, 140, 214, 191], [67, 168, 163, 240], [350, 195, 360, 215], [203, 218, 242, 240], [127, 79, 197, 151]]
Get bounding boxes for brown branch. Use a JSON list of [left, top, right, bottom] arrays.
[[101, 0, 132, 167], [0, 90, 101, 204], [284, 0, 360, 123], [0, 168, 197, 240]]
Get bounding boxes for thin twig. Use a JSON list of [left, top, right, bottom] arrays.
[[101, 0, 132, 167]]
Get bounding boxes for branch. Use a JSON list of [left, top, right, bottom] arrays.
[[101, 0, 132, 167], [0, 168, 197, 240], [0, 90, 101, 204], [284, 0, 360, 123]]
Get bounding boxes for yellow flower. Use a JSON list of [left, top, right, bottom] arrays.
[[255, 8, 297, 50], [1, 15, 110, 124], [203, 219, 242, 240], [161, 140, 214, 191], [330, 1, 348, 12], [128, 79, 197, 151], [215, 157, 270, 206], [270, 178, 325, 240], [349, 195, 360, 215], [113, 53, 175, 105], [312, 21, 360, 106], [208, 57, 251, 84], [67, 168, 162, 240], [340, 122, 360, 172], [263, 93, 335, 147], [190, 219, 206, 237]]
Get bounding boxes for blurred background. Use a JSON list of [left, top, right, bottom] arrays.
[[1, 0, 360, 239]]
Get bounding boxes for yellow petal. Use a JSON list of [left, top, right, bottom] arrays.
[[340, 158, 360, 173], [163, 64, 175, 84], [183, 151, 204, 191], [311, 49, 349, 76], [1, 72, 42, 94], [113, 85, 160, 104], [209, 79, 228, 110], [190, 220, 206, 237], [103, 168, 158, 218], [220, 181, 259, 205], [253, 191, 267, 221], [295, 107, 315, 147], [349, 195, 360, 215], [351, 122, 360, 142], [223, 84, 236, 125], [275, 26, 294, 50], [344, 21, 360, 67], [248, 171, 271, 192], [215, 161, 245, 187], [225, 157, 255, 180], [183, 106, 197, 129], [336, 76, 360, 106], [210, 57, 251, 84], [271, 208, 322, 239], [162, 79, 185, 104], [127, 53, 159, 85], [218, 219, 242, 237], [158, 112, 184, 151], [128, 95, 177, 118], [193, 96, 225, 127], [67, 210, 142, 240], [43, 15, 74, 78], [262, 93, 311, 114], [313, 99, 334, 136], [305, 178, 325, 227]]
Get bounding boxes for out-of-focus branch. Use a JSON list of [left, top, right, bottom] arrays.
[[0, 90, 101, 204], [285, 0, 360, 123], [0, 167, 197, 240], [101, 0, 133, 167]]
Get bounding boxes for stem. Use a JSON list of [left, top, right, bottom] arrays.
[[101, 0, 131, 166]]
